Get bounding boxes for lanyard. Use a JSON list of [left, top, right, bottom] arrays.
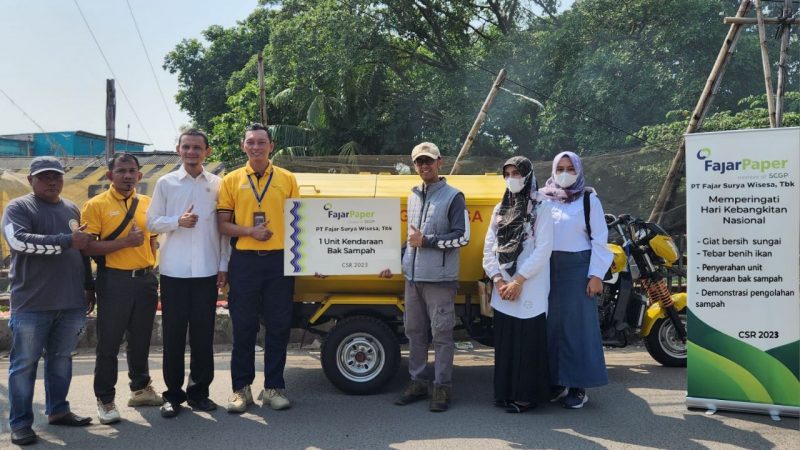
[[247, 169, 274, 208]]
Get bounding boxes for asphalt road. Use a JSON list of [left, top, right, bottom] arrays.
[[0, 344, 797, 449]]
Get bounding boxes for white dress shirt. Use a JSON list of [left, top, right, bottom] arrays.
[[482, 201, 554, 319], [147, 165, 230, 278], [546, 192, 613, 279]]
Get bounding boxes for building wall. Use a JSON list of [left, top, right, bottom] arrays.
[[30, 132, 144, 156], [0, 138, 30, 156]]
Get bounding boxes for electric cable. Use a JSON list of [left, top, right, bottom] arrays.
[[0, 87, 71, 157], [72, 0, 154, 145], [125, 0, 178, 133]]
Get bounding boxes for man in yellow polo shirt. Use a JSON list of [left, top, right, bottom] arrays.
[[217, 123, 299, 413], [82, 153, 163, 425]]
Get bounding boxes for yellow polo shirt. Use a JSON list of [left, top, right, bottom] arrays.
[[217, 161, 299, 251], [81, 186, 156, 270]]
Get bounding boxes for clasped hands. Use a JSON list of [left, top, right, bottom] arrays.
[[495, 276, 524, 301]]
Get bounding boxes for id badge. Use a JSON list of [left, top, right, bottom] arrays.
[[253, 211, 267, 227]]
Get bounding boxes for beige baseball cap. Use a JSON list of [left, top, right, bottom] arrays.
[[411, 142, 441, 162]]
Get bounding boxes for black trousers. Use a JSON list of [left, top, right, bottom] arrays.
[[160, 274, 218, 404], [228, 250, 294, 391], [94, 270, 159, 404]]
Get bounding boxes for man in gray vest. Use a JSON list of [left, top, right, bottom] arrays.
[[393, 142, 469, 412]]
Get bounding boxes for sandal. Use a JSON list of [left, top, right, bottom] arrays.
[[506, 401, 535, 413]]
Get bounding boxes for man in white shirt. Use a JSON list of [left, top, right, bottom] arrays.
[[146, 129, 230, 417]]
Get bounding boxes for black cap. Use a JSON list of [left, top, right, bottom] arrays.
[[29, 156, 65, 176]]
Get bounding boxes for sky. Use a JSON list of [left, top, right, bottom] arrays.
[[1, 1, 574, 152], [0, 0, 261, 151]]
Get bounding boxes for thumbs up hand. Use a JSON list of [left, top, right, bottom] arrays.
[[178, 204, 199, 228], [407, 224, 424, 248], [124, 222, 145, 247], [71, 223, 92, 250]]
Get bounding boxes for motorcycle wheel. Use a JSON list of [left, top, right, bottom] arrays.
[[644, 308, 687, 367]]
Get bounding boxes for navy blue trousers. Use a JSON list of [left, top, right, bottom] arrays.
[[228, 250, 294, 391]]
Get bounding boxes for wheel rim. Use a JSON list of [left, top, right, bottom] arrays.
[[336, 332, 386, 383], [659, 315, 687, 359]]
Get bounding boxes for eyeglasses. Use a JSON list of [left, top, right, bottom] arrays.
[[414, 157, 436, 166]]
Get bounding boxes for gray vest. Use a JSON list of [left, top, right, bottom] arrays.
[[402, 179, 461, 282]]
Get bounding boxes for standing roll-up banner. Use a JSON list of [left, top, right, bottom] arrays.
[[685, 127, 800, 418]]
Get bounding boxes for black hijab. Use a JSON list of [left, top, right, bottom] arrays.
[[496, 156, 538, 276]]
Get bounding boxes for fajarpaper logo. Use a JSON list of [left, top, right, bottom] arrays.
[[696, 147, 788, 174], [323, 203, 375, 220]]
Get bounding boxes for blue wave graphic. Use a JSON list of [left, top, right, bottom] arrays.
[[289, 201, 302, 272]]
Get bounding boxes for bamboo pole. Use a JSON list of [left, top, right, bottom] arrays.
[[258, 51, 268, 126], [755, 0, 777, 128], [105, 79, 116, 163], [649, 0, 751, 224], [449, 68, 507, 175], [723, 17, 800, 25], [775, 0, 793, 126]]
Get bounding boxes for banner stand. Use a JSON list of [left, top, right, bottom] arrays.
[[685, 127, 800, 420], [686, 397, 800, 420]]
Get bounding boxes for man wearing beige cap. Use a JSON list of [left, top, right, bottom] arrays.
[[389, 142, 469, 412], [2, 156, 95, 445]]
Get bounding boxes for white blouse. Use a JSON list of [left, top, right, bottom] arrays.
[[482, 201, 554, 319], [546, 192, 613, 279]]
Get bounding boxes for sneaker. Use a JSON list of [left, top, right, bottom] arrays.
[[187, 398, 217, 412], [394, 380, 429, 406], [128, 384, 164, 407], [97, 399, 121, 424], [259, 388, 291, 411], [549, 385, 568, 402], [429, 385, 451, 412], [563, 388, 588, 409], [226, 385, 254, 414]]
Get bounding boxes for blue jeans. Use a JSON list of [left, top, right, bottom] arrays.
[[8, 308, 86, 431]]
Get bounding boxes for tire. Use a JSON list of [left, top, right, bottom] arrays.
[[321, 316, 400, 394], [644, 308, 687, 367]]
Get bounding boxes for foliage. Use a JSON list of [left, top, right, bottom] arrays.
[[165, 0, 799, 168], [163, 8, 273, 130], [632, 92, 800, 151]]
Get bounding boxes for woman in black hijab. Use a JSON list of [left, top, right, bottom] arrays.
[[482, 156, 554, 412]]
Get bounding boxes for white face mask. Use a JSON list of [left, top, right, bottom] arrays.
[[554, 172, 579, 188], [506, 176, 526, 194]]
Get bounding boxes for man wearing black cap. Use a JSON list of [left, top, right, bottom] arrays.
[[2, 156, 95, 445]]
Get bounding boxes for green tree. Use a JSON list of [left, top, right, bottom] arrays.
[[163, 8, 272, 130]]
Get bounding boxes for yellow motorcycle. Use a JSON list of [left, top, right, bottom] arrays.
[[601, 214, 687, 367]]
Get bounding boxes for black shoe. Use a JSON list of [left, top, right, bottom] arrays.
[[11, 426, 37, 446], [187, 398, 217, 412], [429, 385, 451, 412], [395, 380, 429, 406], [506, 401, 535, 414], [49, 411, 92, 426], [160, 401, 182, 418]]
